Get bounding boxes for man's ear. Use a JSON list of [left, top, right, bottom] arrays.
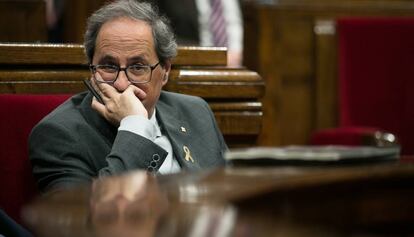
[[161, 60, 172, 86]]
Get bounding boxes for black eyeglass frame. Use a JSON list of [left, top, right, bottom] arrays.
[[89, 62, 160, 84]]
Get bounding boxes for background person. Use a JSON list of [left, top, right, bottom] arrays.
[[151, 0, 244, 66]]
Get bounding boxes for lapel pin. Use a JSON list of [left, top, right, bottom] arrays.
[[180, 126, 187, 133], [183, 145, 194, 163]]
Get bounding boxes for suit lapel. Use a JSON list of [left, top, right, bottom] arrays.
[[156, 95, 202, 171], [79, 92, 117, 145]]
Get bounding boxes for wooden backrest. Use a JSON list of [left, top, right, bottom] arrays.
[[0, 43, 264, 147]]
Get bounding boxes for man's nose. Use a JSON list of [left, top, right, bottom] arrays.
[[113, 70, 131, 91]]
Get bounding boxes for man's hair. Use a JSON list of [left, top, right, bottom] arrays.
[[84, 0, 177, 66]]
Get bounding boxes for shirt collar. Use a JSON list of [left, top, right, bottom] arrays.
[[149, 109, 162, 137]]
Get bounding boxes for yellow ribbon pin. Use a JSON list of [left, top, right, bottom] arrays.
[[183, 145, 194, 163]]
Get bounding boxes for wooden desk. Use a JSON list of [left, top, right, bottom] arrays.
[[23, 162, 414, 236]]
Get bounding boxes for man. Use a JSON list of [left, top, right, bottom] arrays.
[[151, 0, 243, 66], [29, 0, 227, 192]]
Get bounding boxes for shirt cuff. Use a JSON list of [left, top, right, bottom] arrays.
[[118, 115, 157, 141]]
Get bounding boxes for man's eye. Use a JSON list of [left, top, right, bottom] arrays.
[[130, 65, 146, 71], [98, 65, 118, 72]]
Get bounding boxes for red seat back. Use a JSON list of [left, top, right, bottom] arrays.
[[0, 94, 71, 224], [337, 17, 414, 154]]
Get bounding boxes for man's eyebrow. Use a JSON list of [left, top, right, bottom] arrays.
[[97, 54, 117, 63], [128, 56, 149, 63]]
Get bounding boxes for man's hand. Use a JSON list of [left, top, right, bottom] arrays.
[[90, 79, 148, 126]]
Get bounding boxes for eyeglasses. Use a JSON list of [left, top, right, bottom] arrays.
[[90, 62, 160, 84]]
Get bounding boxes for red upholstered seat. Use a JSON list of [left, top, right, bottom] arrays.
[[311, 17, 414, 155], [0, 94, 71, 224]]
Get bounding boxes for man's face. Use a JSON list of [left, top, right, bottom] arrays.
[[92, 17, 169, 117]]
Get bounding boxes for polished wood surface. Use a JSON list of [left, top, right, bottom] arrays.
[[0, 0, 106, 43], [0, 43, 264, 147], [0, 0, 47, 42], [243, 1, 414, 147], [60, 0, 107, 43], [23, 162, 414, 236], [0, 44, 227, 66]]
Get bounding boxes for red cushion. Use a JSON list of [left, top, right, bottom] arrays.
[[0, 94, 71, 224], [333, 17, 414, 154]]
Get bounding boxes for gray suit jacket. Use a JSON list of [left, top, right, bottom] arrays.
[[29, 91, 227, 192]]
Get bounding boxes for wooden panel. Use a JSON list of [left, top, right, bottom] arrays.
[[166, 69, 263, 99], [0, 44, 226, 66], [60, 0, 107, 43], [0, 0, 47, 42], [0, 44, 86, 65], [250, 7, 283, 146], [314, 19, 338, 130], [173, 46, 227, 66], [0, 69, 263, 97], [0, 43, 264, 147], [278, 15, 314, 145], [243, 0, 414, 147]]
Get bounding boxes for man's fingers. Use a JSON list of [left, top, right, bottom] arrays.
[[128, 85, 147, 100], [90, 78, 105, 100], [91, 78, 115, 102], [91, 97, 106, 114]]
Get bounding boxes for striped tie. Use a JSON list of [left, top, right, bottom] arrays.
[[209, 0, 228, 47]]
